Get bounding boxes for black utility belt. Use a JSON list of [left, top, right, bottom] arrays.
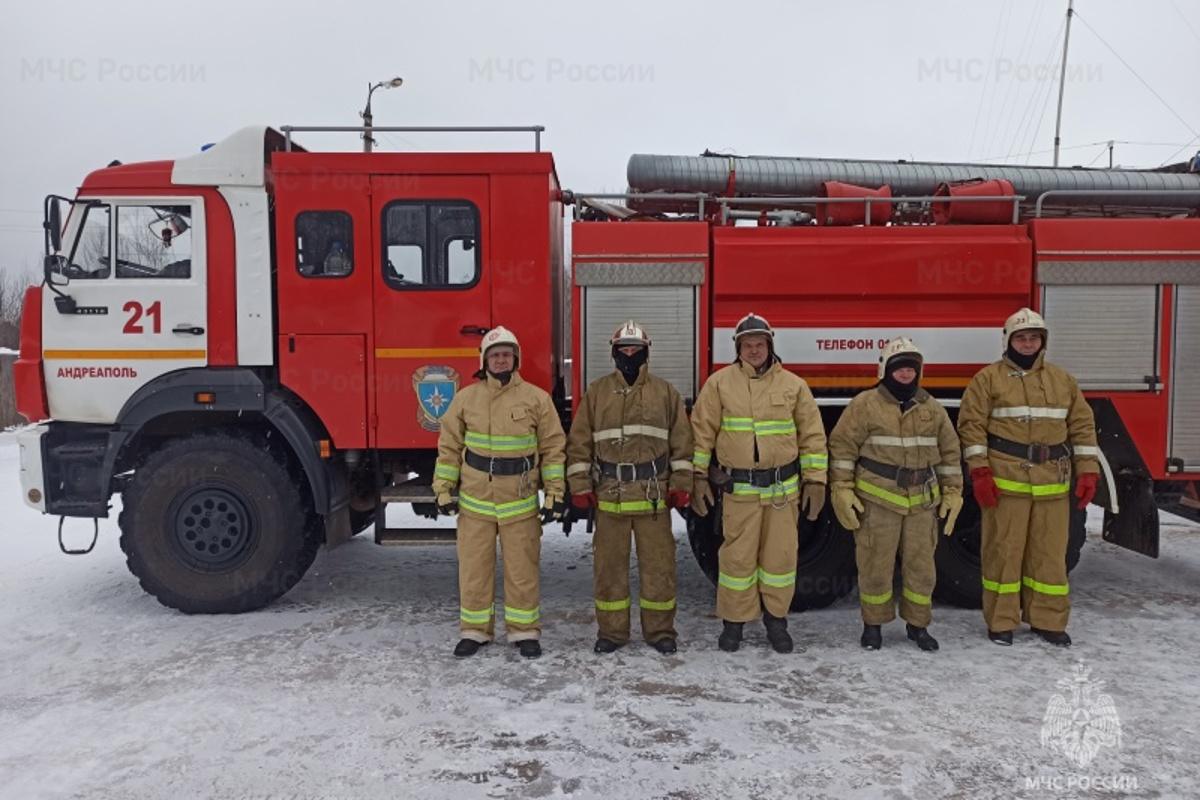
[[987, 434, 1070, 464], [857, 456, 934, 488], [724, 461, 800, 487], [464, 449, 536, 476], [597, 455, 667, 482]]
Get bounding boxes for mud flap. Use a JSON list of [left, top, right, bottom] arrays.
[[1102, 473, 1159, 558]]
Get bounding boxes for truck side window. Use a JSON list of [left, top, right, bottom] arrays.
[[64, 203, 112, 279], [382, 201, 480, 290], [295, 210, 354, 278], [114, 205, 193, 279]]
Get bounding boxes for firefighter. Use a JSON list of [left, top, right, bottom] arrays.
[[432, 326, 567, 660], [957, 308, 1100, 647], [566, 321, 693, 655], [828, 337, 963, 652], [690, 313, 828, 653]]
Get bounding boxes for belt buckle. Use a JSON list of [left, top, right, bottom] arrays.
[[895, 466, 913, 487], [615, 462, 637, 482], [1027, 443, 1050, 464], [488, 456, 497, 475]]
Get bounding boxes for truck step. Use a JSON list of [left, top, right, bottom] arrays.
[[380, 485, 438, 503], [376, 527, 458, 546]]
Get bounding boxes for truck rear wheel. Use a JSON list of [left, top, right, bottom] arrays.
[[932, 497, 1087, 608], [685, 493, 857, 612], [118, 433, 320, 613]]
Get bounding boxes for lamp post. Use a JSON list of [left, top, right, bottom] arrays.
[[361, 77, 403, 153]]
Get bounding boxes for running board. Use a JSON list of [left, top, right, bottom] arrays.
[[376, 527, 458, 546]]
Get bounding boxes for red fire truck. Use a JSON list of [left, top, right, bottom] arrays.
[[14, 125, 1200, 613]]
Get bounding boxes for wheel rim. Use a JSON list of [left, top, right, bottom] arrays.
[[168, 486, 258, 571]]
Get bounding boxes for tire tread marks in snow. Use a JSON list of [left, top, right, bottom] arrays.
[[118, 433, 320, 614]]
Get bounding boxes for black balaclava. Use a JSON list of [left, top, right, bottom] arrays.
[[881, 356, 921, 403], [614, 346, 648, 385], [1005, 333, 1044, 371]]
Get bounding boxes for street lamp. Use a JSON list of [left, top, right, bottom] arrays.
[[361, 76, 404, 153]]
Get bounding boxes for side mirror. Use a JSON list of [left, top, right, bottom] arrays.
[[44, 196, 62, 253]]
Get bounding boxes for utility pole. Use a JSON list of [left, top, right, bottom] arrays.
[[361, 77, 404, 153], [1052, 0, 1074, 167]]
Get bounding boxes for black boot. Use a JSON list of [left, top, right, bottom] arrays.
[[860, 624, 882, 650], [988, 629, 1013, 646], [593, 638, 623, 654], [651, 638, 677, 655], [1032, 628, 1072, 647], [516, 640, 542, 659], [906, 624, 939, 652], [453, 639, 488, 658], [718, 621, 743, 652], [763, 612, 794, 654]]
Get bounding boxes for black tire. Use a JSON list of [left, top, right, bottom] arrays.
[[118, 433, 320, 613], [933, 493, 1088, 609], [685, 489, 857, 612]]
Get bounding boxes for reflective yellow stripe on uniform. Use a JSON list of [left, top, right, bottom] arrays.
[[719, 571, 757, 591], [902, 588, 932, 606], [860, 588, 894, 604], [435, 463, 460, 481], [721, 417, 755, 432], [693, 451, 712, 469], [639, 597, 676, 611], [990, 406, 1069, 420], [504, 605, 540, 624], [982, 577, 1021, 594], [541, 464, 564, 481], [800, 453, 828, 470], [595, 597, 632, 611], [758, 567, 796, 589], [854, 479, 940, 509], [1023, 576, 1069, 595], [464, 431, 537, 452], [993, 477, 1070, 496], [597, 499, 659, 514], [460, 606, 494, 624], [459, 492, 540, 519], [753, 420, 797, 436]]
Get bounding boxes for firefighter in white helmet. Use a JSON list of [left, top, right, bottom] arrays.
[[566, 321, 693, 654], [828, 337, 963, 651], [432, 326, 567, 660], [958, 308, 1100, 647], [690, 313, 828, 653]]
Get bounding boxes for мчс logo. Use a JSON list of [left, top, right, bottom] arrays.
[[1040, 661, 1123, 768]]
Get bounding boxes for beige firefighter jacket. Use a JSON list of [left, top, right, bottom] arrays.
[[691, 359, 828, 505], [566, 366, 693, 515], [432, 371, 567, 524], [829, 385, 963, 514], [958, 352, 1099, 499]]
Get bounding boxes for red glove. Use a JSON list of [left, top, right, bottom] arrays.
[[666, 489, 690, 509], [970, 467, 1002, 508], [571, 492, 597, 510], [1075, 473, 1099, 510]]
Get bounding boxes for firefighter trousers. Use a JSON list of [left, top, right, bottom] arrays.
[[853, 501, 937, 627], [593, 509, 677, 645], [717, 497, 799, 622], [456, 514, 543, 644], [981, 493, 1070, 633]]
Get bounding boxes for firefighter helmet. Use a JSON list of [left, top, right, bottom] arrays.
[[1002, 307, 1048, 352], [877, 336, 924, 380], [479, 326, 521, 370], [610, 320, 651, 350], [732, 313, 774, 345]]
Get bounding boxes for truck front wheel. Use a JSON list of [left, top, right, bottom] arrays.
[[118, 433, 320, 613]]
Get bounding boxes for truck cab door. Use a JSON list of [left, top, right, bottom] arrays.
[[42, 198, 207, 423], [370, 175, 491, 447]]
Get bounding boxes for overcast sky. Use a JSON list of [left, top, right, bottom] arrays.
[[2, 0, 1197, 276]]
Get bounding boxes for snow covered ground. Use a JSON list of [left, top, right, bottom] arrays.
[[1, 429, 1198, 800]]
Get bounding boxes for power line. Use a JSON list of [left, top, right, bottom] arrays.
[[1072, 12, 1199, 140]]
